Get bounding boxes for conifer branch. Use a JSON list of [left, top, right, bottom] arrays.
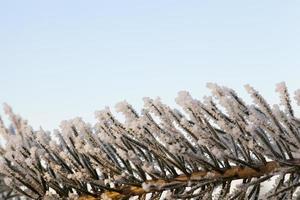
[[1, 82, 300, 199]]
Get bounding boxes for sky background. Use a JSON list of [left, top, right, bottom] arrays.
[[0, 1, 300, 130]]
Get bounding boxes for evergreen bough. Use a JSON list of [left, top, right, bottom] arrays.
[[1, 82, 300, 199]]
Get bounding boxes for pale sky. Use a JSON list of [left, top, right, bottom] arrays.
[[0, 1, 300, 130]]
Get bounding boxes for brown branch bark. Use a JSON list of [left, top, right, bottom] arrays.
[[78, 160, 286, 200]]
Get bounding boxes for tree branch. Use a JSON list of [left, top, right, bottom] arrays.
[[80, 160, 296, 200]]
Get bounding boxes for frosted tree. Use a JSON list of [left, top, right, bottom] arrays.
[[1, 82, 300, 199]]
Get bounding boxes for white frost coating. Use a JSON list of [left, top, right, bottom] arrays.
[[247, 139, 255, 149], [49, 140, 58, 150], [206, 83, 237, 117], [115, 101, 138, 126], [142, 182, 154, 192], [25, 157, 33, 166], [275, 81, 294, 116], [99, 132, 113, 143], [211, 147, 224, 159], [206, 82, 222, 97], [2, 103, 27, 133], [115, 101, 129, 113], [164, 190, 173, 200], [59, 151, 68, 160], [272, 104, 280, 114], [292, 149, 300, 160], [72, 117, 86, 133], [113, 172, 127, 182], [244, 84, 266, 107], [0, 117, 7, 134], [248, 106, 266, 126], [175, 91, 194, 107], [142, 163, 155, 173], [127, 150, 135, 159], [30, 147, 38, 157], [52, 164, 62, 173], [36, 128, 49, 144], [83, 143, 94, 154], [94, 107, 111, 121], [74, 136, 84, 150], [67, 174, 75, 179], [168, 143, 185, 154], [294, 89, 300, 106], [143, 97, 152, 108], [104, 178, 110, 185], [244, 84, 254, 94], [2, 103, 12, 115], [44, 189, 60, 200], [5, 134, 22, 149], [231, 127, 241, 139], [197, 138, 206, 146], [143, 97, 161, 116], [205, 172, 215, 178], [59, 120, 74, 138], [74, 171, 84, 179], [245, 85, 273, 118], [180, 118, 190, 128], [143, 97, 170, 122], [68, 192, 79, 200], [3, 177, 12, 187], [43, 173, 52, 182], [275, 82, 286, 94], [116, 148, 128, 159]]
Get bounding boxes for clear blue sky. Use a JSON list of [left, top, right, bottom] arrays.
[[0, 1, 300, 130]]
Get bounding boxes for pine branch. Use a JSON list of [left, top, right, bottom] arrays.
[[81, 160, 295, 200], [1, 82, 300, 199]]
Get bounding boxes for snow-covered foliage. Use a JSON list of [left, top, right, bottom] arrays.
[[0, 82, 300, 199]]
